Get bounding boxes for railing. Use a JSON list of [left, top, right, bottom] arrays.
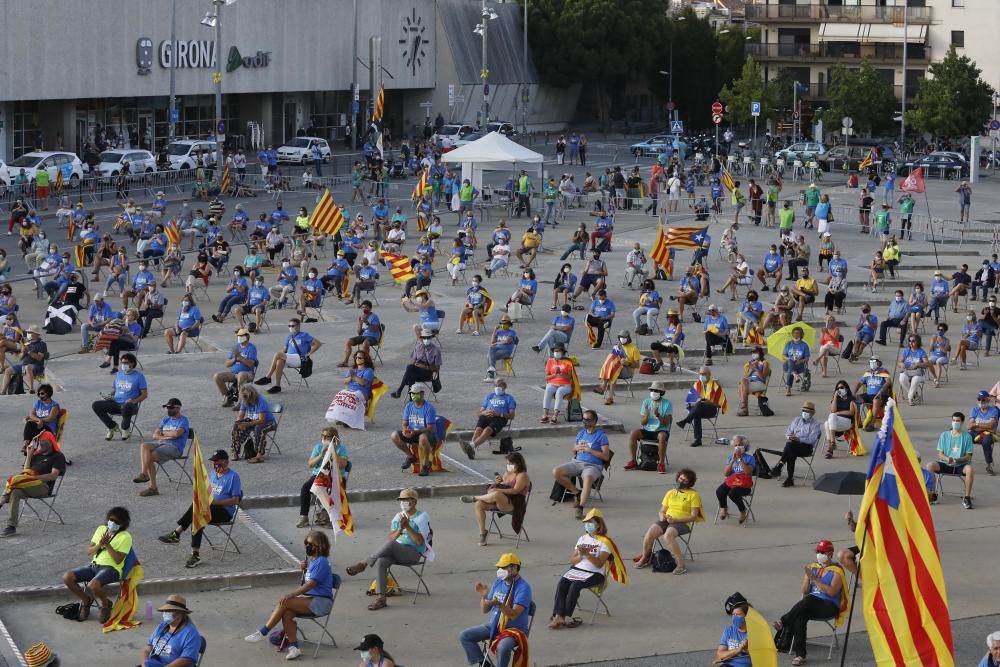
[[746, 4, 932, 23], [792, 82, 917, 102], [747, 42, 929, 64]]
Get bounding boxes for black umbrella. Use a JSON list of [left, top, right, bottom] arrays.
[[813, 471, 868, 496]]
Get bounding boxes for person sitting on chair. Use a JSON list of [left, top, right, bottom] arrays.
[[484, 315, 519, 382], [541, 343, 574, 425], [134, 397, 190, 497], [791, 268, 818, 321], [92, 353, 147, 441], [571, 249, 608, 302], [0, 429, 67, 538], [624, 243, 648, 288], [897, 334, 930, 405], [968, 390, 999, 476], [552, 410, 611, 520], [458, 552, 532, 667], [633, 468, 703, 574], [164, 295, 203, 354], [952, 310, 983, 371], [736, 347, 773, 417], [757, 401, 821, 487], [650, 310, 684, 372], [755, 244, 783, 292], [140, 594, 202, 667], [254, 318, 321, 394], [158, 449, 243, 569], [0, 325, 47, 395], [79, 292, 114, 354], [339, 301, 381, 366], [460, 452, 530, 547], [346, 488, 431, 611], [716, 254, 751, 302], [61, 506, 133, 623], [297, 269, 324, 321], [853, 357, 892, 431], [927, 270, 950, 323], [99, 308, 142, 373], [674, 367, 728, 448], [716, 435, 755, 523], [714, 592, 753, 667], [925, 413, 975, 509], [624, 381, 672, 473], [632, 279, 661, 335], [594, 329, 639, 405], [823, 381, 858, 459], [534, 303, 574, 355], [670, 266, 702, 322], [585, 289, 616, 349], [390, 383, 438, 476], [234, 275, 269, 333], [514, 225, 542, 269], [214, 329, 258, 407], [702, 304, 732, 366], [232, 385, 276, 462], [761, 287, 794, 332], [548, 508, 619, 630], [781, 326, 811, 396], [848, 305, 878, 362], [460, 379, 516, 459]]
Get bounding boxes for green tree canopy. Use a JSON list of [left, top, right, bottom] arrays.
[[907, 47, 995, 138], [826, 61, 897, 135], [719, 57, 770, 126]]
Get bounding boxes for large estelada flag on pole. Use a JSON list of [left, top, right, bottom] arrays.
[[411, 168, 432, 200], [309, 190, 346, 236], [858, 147, 879, 171], [854, 398, 954, 666], [899, 166, 926, 193], [650, 224, 671, 266], [664, 225, 709, 250]]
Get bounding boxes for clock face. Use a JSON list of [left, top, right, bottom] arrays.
[[399, 8, 429, 76]]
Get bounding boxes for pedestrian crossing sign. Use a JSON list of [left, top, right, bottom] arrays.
[[670, 120, 684, 134]]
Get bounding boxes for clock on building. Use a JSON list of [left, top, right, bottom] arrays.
[[399, 8, 429, 76]]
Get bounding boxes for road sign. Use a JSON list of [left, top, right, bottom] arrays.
[[666, 101, 676, 112], [842, 116, 854, 129], [217, 121, 225, 134], [751, 101, 761, 117], [169, 109, 179, 123], [712, 113, 723, 125], [352, 101, 360, 114], [453, 95, 465, 104], [711, 101, 723, 114], [792, 111, 801, 121], [670, 120, 684, 134], [990, 119, 1000, 131]]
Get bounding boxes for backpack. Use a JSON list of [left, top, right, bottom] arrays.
[[639, 357, 657, 374], [56, 602, 81, 620], [566, 397, 583, 422], [637, 443, 659, 471], [651, 548, 676, 573]]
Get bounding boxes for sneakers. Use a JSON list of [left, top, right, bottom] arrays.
[[185, 553, 201, 568], [104, 426, 121, 441], [0, 526, 15, 538], [623, 459, 638, 471], [459, 439, 475, 460], [158, 530, 180, 544], [962, 496, 973, 510], [782, 478, 795, 488], [656, 463, 667, 474], [285, 645, 302, 660], [484, 368, 496, 381], [419, 462, 431, 477], [267, 385, 282, 394], [254, 377, 272, 386], [460, 496, 476, 503], [244, 630, 266, 643], [121, 428, 132, 441], [295, 516, 310, 528]]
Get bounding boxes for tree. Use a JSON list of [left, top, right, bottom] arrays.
[[525, 0, 668, 129], [826, 61, 897, 135], [719, 57, 769, 126], [907, 47, 995, 138]]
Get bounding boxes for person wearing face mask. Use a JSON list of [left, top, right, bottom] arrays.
[[553, 409, 611, 519], [484, 315, 519, 382], [270, 258, 299, 308], [326, 349, 378, 430], [979, 296, 1000, 354], [634, 468, 703, 573], [400, 287, 440, 336], [967, 390, 999, 476], [781, 326, 812, 395], [540, 342, 575, 424], [548, 508, 624, 629], [232, 385, 277, 461], [0, 429, 66, 538], [594, 329, 639, 405], [458, 276, 489, 335], [354, 633, 396, 667], [736, 347, 772, 417], [460, 452, 530, 546], [213, 329, 258, 407], [390, 383, 440, 476], [853, 357, 892, 430], [714, 592, 752, 666], [926, 270, 950, 322], [134, 398, 190, 497], [234, 275, 269, 333], [297, 426, 350, 528], [79, 292, 114, 354], [390, 328, 442, 399], [121, 260, 155, 310], [210, 266, 249, 325], [675, 367, 728, 448], [773, 541, 847, 665], [875, 290, 908, 347], [341, 301, 382, 365], [245, 531, 336, 660], [1, 325, 47, 394], [255, 318, 322, 394], [716, 254, 752, 302], [624, 381, 672, 472], [549, 263, 578, 311], [897, 334, 930, 405], [158, 449, 243, 568], [951, 309, 983, 370], [461, 380, 517, 459], [811, 315, 842, 379], [346, 257, 379, 306], [99, 308, 142, 373], [632, 280, 661, 335], [164, 294, 203, 354], [140, 594, 201, 667], [91, 352, 147, 440], [757, 401, 821, 487], [572, 249, 608, 302], [346, 488, 431, 611], [62, 507, 132, 622], [584, 289, 616, 349], [506, 268, 537, 322], [949, 263, 972, 313], [624, 243, 648, 288], [702, 304, 732, 366], [459, 552, 533, 667], [823, 381, 859, 459], [973, 260, 996, 303], [296, 268, 325, 321], [927, 322, 951, 387], [716, 435, 756, 523], [847, 304, 878, 362], [755, 245, 783, 292], [926, 412, 976, 507]]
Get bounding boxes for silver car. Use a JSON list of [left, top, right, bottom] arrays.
[[94, 150, 157, 177]]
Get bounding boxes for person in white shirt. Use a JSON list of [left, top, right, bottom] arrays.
[[383, 222, 406, 253], [666, 173, 682, 212], [624, 243, 648, 288], [548, 508, 613, 629], [716, 254, 752, 301]]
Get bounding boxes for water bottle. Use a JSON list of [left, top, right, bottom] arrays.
[[144, 600, 153, 621]]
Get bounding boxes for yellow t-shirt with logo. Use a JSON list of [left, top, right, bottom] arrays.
[[796, 277, 818, 295], [660, 488, 705, 522], [90, 526, 133, 574]]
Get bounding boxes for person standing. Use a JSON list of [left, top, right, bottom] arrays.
[[956, 181, 972, 223]]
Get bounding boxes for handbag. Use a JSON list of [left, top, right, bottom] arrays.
[[291, 337, 313, 378], [725, 473, 753, 489]]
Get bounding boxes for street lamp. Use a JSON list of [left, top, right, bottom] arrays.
[[666, 16, 685, 110], [474, 1, 499, 128], [201, 0, 238, 175], [658, 70, 670, 126]]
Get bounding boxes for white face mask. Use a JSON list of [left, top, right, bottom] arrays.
[[837, 388, 848, 397], [288, 326, 296, 333], [399, 501, 410, 513], [360, 651, 371, 664], [751, 353, 760, 360], [494, 387, 505, 396], [308, 273, 317, 279], [505, 463, 516, 473], [869, 361, 878, 370], [816, 553, 830, 565], [618, 337, 627, 345], [238, 336, 249, 344], [321, 438, 333, 447], [554, 351, 564, 359], [698, 374, 708, 383], [496, 568, 509, 580], [895, 296, 903, 302], [583, 521, 597, 535], [421, 338, 433, 346], [801, 411, 812, 421], [162, 611, 175, 624], [967, 315, 974, 322], [107, 520, 121, 533], [952, 421, 962, 431]]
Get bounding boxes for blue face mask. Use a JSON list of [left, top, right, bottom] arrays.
[[732, 614, 746, 629]]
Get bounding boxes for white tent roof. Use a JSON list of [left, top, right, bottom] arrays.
[[440, 131, 543, 164]]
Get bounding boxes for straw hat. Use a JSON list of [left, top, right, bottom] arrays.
[[156, 594, 193, 614]]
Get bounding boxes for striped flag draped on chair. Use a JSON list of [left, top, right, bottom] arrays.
[[164, 218, 181, 246], [310, 443, 354, 538], [102, 548, 144, 633], [309, 190, 346, 237]]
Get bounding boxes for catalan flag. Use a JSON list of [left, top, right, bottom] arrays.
[[309, 190, 346, 236], [650, 224, 671, 267], [412, 168, 432, 200], [164, 218, 181, 246], [310, 442, 354, 538], [190, 434, 213, 534], [745, 325, 765, 347], [859, 147, 878, 171], [410, 416, 451, 474], [67, 218, 77, 242], [687, 378, 728, 414], [664, 225, 709, 251], [380, 250, 417, 283], [54, 165, 64, 193], [481, 288, 495, 317], [73, 244, 87, 268], [720, 164, 736, 192], [220, 166, 231, 195], [593, 534, 629, 585], [103, 548, 144, 633], [372, 82, 385, 124], [854, 398, 954, 666], [365, 378, 389, 420]]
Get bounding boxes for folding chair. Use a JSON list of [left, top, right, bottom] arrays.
[[262, 402, 283, 455], [296, 575, 340, 658], [202, 504, 241, 561], [794, 445, 819, 482], [487, 485, 531, 549], [500, 346, 517, 377], [935, 469, 969, 500], [479, 601, 536, 667], [615, 367, 635, 398], [156, 428, 196, 490], [281, 367, 311, 391], [195, 637, 207, 666], [387, 543, 431, 604], [787, 618, 840, 660], [656, 520, 696, 561], [16, 474, 65, 531], [187, 282, 211, 303], [558, 452, 614, 504], [576, 571, 611, 624], [714, 472, 758, 526], [705, 333, 732, 365]]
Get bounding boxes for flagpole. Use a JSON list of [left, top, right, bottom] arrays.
[[838, 514, 869, 667], [921, 190, 941, 272]]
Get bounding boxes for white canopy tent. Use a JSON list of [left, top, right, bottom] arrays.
[[440, 131, 544, 192]]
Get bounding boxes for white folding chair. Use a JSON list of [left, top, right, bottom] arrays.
[[16, 475, 65, 532], [156, 428, 196, 489], [202, 504, 241, 561], [788, 618, 840, 660]]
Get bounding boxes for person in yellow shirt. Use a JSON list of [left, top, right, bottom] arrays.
[[790, 268, 819, 321], [514, 225, 542, 268], [881, 236, 901, 279], [62, 506, 133, 623], [633, 468, 703, 574]]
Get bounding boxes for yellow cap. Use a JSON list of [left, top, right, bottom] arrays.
[[582, 508, 604, 522], [495, 552, 521, 568]]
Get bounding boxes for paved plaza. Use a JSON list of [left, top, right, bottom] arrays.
[[0, 145, 999, 665]]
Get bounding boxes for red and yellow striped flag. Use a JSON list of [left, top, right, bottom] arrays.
[[164, 219, 181, 246], [103, 549, 144, 633], [411, 168, 432, 200], [191, 434, 213, 534], [73, 244, 87, 268], [373, 82, 385, 124], [220, 166, 231, 194], [650, 224, 671, 267], [67, 218, 77, 242], [720, 164, 736, 192], [379, 250, 416, 283], [54, 166, 64, 193], [310, 443, 354, 537], [855, 399, 954, 666], [309, 190, 346, 236], [593, 534, 629, 585]]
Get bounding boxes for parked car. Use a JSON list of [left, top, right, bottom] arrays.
[[486, 121, 517, 138], [773, 141, 827, 164], [630, 134, 674, 158], [6, 151, 84, 187], [446, 131, 488, 151], [276, 137, 331, 164], [164, 140, 218, 170], [817, 142, 895, 173], [92, 149, 157, 177], [433, 124, 475, 148], [0, 160, 9, 187], [897, 152, 969, 179]]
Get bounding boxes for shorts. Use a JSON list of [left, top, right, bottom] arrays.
[[556, 460, 603, 482], [476, 415, 508, 433], [348, 335, 369, 346], [152, 443, 183, 461], [747, 380, 766, 393], [655, 520, 691, 535], [936, 462, 966, 476], [306, 595, 334, 617], [580, 274, 601, 290], [285, 353, 302, 369], [398, 431, 422, 445], [639, 429, 668, 442], [71, 564, 120, 586]]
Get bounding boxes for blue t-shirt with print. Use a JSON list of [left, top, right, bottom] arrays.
[[481, 392, 516, 414], [574, 428, 610, 466], [241, 396, 275, 424], [784, 339, 810, 361], [209, 468, 243, 517], [32, 398, 61, 432], [228, 342, 258, 374], [403, 401, 437, 432], [157, 415, 190, 454], [177, 305, 202, 330], [112, 370, 147, 404], [145, 621, 202, 667], [590, 299, 616, 318], [487, 578, 533, 637]]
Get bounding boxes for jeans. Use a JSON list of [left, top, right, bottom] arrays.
[[552, 571, 604, 617], [543, 201, 557, 226], [983, 322, 998, 351], [715, 483, 751, 512], [632, 307, 659, 328], [928, 296, 948, 320], [543, 383, 571, 411], [80, 322, 102, 347], [218, 293, 244, 316], [91, 399, 139, 430], [780, 596, 839, 659], [487, 346, 513, 370], [560, 242, 587, 261], [459, 624, 516, 667], [783, 360, 807, 388], [537, 329, 569, 353], [366, 540, 422, 595]]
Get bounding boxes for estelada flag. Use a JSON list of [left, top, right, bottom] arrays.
[[412, 168, 432, 200], [900, 166, 926, 193], [164, 219, 181, 246], [380, 250, 416, 283], [720, 164, 736, 192], [854, 399, 954, 666], [73, 244, 87, 268], [664, 225, 709, 250], [310, 442, 354, 538], [859, 147, 879, 171], [309, 190, 346, 236], [190, 434, 213, 534]]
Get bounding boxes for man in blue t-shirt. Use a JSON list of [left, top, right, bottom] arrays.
[[968, 390, 999, 475], [755, 244, 783, 292], [459, 552, 533, 667], [553, 409, 610, 518], [80, 292, 114, 352], [159, 449, 243, 568], [254, 318, 322, 394], [461, 379, 517, 458], [214, 328, 258, 405], [135, 398, 191, 497], [92, 353, 147, 440], [141, 595, 202, 667], [341, 301, 381, 364], [390, 383, 438, 476]]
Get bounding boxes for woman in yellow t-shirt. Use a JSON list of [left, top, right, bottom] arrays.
[[633, 468, 704, 574], [62, 507, 133, 623]]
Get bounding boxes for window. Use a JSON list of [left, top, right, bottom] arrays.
[[951, 30, 965, 47], [952, 0, 964, 7]]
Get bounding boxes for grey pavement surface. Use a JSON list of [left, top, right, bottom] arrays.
[[1, 141, 1000, 665]]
